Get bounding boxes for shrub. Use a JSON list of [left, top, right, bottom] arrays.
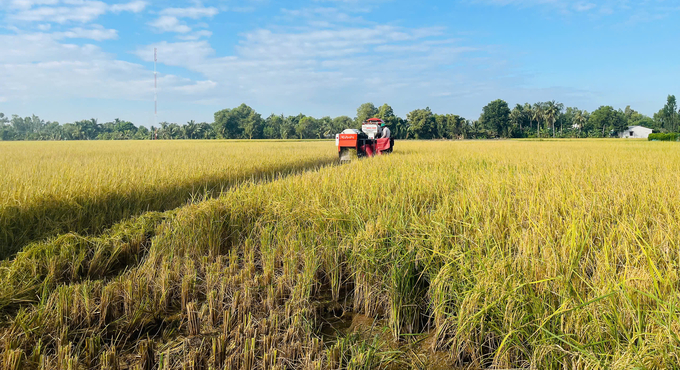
[[648, 133, 679, 141]]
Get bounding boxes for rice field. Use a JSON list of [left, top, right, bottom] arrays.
[[0, 140, 336, 259], [2, 139, 680, 369]]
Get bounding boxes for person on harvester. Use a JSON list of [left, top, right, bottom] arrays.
[[380, 123, 390, 139], [378, 122, 393, 153]]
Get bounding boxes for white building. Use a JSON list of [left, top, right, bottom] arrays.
[[619, 126, 653, 139]]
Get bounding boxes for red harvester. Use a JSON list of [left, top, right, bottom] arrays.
[[335, 118, 394, 161]]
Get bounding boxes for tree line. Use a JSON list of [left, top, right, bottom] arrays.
[[1, 95, 678, 141]]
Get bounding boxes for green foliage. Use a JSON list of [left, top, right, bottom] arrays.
[[0, 94, 676, 141], [214, 103, 263, 139], [543, 100, 564, 137], [479, 99, 511, 137], [648, 133, 679, 141], [295, 116, 320, 139], [406, 107, 435, 139], [263, 114, 283, 139], [356, 102, 379, 126], [330, 116, 353, 135], [590, 106, 627, 137], [653, 95, 679, 132]]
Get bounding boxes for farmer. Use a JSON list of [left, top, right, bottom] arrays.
[[380, 123, 391, 139]]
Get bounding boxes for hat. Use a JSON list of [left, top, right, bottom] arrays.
[[380, 123, 386, 127]]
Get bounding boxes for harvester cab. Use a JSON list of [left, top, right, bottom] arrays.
[[335, 118, 393, 161]]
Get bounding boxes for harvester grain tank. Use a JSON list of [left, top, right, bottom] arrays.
[[335, 118, 393, 161]]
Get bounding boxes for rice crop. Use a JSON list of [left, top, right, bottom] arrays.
[[0, 140, 336, 259], [2, 139, 680, 369]]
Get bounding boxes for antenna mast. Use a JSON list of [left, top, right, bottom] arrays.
[[154, 47, 157, 130]]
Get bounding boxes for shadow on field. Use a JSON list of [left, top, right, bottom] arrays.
[[0, 157, 338, 260]]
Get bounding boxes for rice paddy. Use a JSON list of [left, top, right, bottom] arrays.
[[0, 140, 336, 259], [2, 139, 680, 369]]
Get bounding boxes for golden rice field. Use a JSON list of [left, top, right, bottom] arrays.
[[2, 139, 680, 369], [0, 140, 336, 259]]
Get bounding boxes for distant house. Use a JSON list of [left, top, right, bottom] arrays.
[[619, 126, 653, 139]]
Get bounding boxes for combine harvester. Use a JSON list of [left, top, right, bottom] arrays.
[[335, 118, 394, 161]]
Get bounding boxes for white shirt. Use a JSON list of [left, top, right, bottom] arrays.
[[381, 127, 391, 139]]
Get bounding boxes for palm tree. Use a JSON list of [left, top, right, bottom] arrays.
[[544, 101, 562, 138], [532, 103, 543, 138], [510, 104, 524, 135], [573, 110, 587, 137], [185, 120, 197, 139]]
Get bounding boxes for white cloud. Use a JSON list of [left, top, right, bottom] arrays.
[[172, 80, 217, 94], [160, 6, 218, 19], [55, 25, 118, 40], [148, 16, 192, 33], [110, 1, 146, 13], [471, 0, 680, 19], [0, 32, 208, 108], [5, 0, 59, 9], [148, 5, 218, 35], [129, 23, 496, 115], [136, 41, 215, 66], [12, 1, 109, 23], [177, 30, 213, 40], [232, 26, 445, 60], [6, 0, 146, 23]]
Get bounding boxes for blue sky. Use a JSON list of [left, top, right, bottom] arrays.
[[0, 0, 678, 126]]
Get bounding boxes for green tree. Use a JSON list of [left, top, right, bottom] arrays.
[[572, 109, 587, 136], [0, 113, 13, 140], [654, 95, 678, 132], [71, 119, 100, 140], [295, 116, 319, 139], [134, 126, 151, 140], [113, 118, 136, 133], [377, 103, 406, 138], [543, 100, 564, 137], [406, 108, 435, 139], [197, 122, 215, 139], [479, 99, 511, 138], [356, 103, 378, 126], [264, 114, 283, 139], [280, 115, 300, 139], [623, 105, 656, 129], [510, 104, 530, 137], [434, 114, 467, 139], [183, 120, 197, 139], [318, 116, 333, 138], [377, 104, 394, 121], [391, 117, 409, 139], [236, 105, 263, 139], [213, 104, 263, 139], [590, 106, 626, 137], [330, 116, 353, 134], [532, 103, 544, 137]]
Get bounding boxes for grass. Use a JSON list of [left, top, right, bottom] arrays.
[[0, 140, 336, 259], [2, 139, 680, 369]]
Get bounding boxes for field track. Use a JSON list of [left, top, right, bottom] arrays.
[[2, 139, 680, 369]]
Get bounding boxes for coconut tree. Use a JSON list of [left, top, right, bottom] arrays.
[[573, 109, 587, 137], [510, 104, 524, 135], [532, 103, 544, 138], [544, 101, 564, 138]]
